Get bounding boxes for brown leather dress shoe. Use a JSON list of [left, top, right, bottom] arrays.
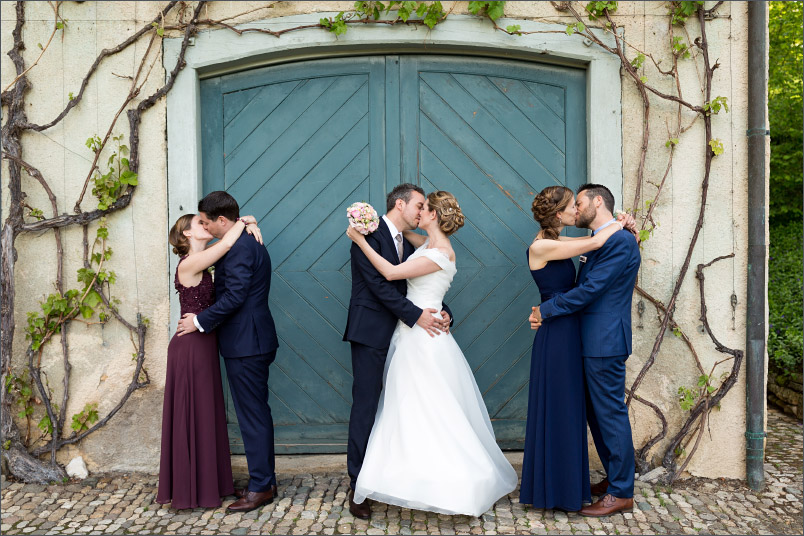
[[580, 494, 633, 517], [348, 489, 371, 520], [227, 489, 275, 512], [590, 478, 610, 496], [235, 485, 277, 500]]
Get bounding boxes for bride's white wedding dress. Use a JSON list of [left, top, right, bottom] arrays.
[[354, 243, 518, 517]]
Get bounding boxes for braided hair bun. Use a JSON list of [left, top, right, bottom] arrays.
[[531, 186, 574, 240], [427, 191, 465, 236]]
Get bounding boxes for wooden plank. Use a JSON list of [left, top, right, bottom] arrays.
[[526, 81, 566, 118], [418, 115, 536, 246], [224, 75, 361, 196], [484, 348, 532, 418], [223, 79, 301, 157], [264, 125, 370, 266], [236, 81, 370, 225], [270, 291, 353, 409], [200, 77, 224, 193], [384, 56, 400, 191], [436, 71, 566, 181], [269, 346, 334, 424], [223, 86, 261, 126], [270, 275, 356, 385], [279, 270, 351, 364], [487, 76, 565, 150], [419, 142, 530, 262]]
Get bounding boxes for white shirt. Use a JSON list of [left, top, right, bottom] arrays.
[[382, 214, 401, 241]]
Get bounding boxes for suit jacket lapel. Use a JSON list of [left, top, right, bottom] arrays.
[[577, 249, 596, 285], [376, 218, 401, 265]]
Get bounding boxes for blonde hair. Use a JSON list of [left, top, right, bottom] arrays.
[[169, 214, 194, 256], [531, 186, 573, 240], [427, 191, 465, 236]]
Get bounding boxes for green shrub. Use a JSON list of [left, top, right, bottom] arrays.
[[768, 221, 803, 376]]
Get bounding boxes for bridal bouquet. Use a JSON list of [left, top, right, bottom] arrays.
[[347, 202, 380, 235]]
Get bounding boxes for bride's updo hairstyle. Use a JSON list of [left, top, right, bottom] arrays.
[[169, 214, 194, 256], [531, 185, 574, 240], [427, 191, 465, 236]]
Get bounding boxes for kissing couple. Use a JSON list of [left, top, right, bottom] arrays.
[[343, 183, 518, 518]]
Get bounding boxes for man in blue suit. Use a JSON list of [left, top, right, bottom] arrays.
[[343, 183, 451, 519], [531, 183, 641, 517], [177, 191, 279, 513]]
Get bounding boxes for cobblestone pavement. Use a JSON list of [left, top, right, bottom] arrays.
[[2, 408, 801, 535]]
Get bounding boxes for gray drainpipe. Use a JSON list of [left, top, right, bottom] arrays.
[[745, 0, 768, 492]]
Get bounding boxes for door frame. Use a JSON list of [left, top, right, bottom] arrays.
[[163, 11, 623, 332]]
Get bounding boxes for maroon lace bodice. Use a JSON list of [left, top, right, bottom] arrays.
[[175, 256, 215, 316]]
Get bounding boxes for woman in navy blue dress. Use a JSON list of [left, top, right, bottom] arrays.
[[519, 186, 622, 512]]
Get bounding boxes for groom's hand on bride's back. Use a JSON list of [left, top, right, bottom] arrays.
[[417, 308, 449, 337]]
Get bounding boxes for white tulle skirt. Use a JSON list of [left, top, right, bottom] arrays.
[[353, 321, 518, 517]]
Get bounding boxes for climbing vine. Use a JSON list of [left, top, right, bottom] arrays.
[[1, 0, 744, 484]]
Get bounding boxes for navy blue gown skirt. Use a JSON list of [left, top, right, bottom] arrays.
[[519, 255, 591, 511]]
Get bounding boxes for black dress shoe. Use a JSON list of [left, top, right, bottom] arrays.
[[348, 489, 371, 519], [227, 489, 275, 512], [235, 484, 277, 500]]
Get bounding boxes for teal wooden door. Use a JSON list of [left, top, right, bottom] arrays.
[[200, 55, 585, 453]]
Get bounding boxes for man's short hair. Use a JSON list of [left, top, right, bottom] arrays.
[[386, 183, 425, 213], [198, 190, 240, 221], [577, 183, 615, 214]]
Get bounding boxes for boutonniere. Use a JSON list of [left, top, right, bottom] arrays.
[[579, 255, 588, 263]]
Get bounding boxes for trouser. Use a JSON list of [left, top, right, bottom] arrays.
[[347, 342, 387, 490], [224, 351, 277, 492], [584, 355, 635, 498]]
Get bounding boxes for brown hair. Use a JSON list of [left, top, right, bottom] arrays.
[[531, 186, 574, 240], [169, 214, 194, 256], [427, 191, 465, 236]]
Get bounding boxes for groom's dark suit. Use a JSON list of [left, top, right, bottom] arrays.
[[196, 233, 279, 492], [539, 226, 640, 499], [343, 218, 422, 490]]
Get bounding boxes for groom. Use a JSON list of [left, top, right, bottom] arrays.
[[530, 183, 641, 517], [343, 183, 451, 519], [177, 191, 279, 513]]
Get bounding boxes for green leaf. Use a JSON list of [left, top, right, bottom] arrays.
[[84, 290, 102, 309], [506, 24, 521, 34], [639, 75, 648, 83], [566, 24, 575, 36], [486, 1, 505, 21], [467, 1, 485, 15], [576, 21, 585, 33], [665, 137, 679, 148], [79, 305, 94, 319], [56, 21, 64, 30], [709, 138, 724, 156], [638, 229, 651, 242], [38, 415, 53, 434], [156, 27, 164, 37]]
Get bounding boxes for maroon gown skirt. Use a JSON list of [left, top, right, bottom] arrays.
[[157, 330, 234, 508]]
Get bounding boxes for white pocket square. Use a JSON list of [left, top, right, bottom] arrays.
[[579, 255, 587, 263]]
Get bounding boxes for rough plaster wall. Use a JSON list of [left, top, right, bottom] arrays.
[[1, 1, 756, 479]]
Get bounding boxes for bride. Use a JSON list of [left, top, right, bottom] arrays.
[[345, 190, 517, 517]]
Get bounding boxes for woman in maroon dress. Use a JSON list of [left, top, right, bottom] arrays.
[[157, 213, 261, 509]]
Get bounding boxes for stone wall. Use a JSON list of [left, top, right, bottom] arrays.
[[1, 1, 764, 480], [768, 370, 803, 420]]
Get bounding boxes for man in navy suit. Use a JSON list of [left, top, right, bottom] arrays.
[[530, 183, 641, 517], [343, 183, 451, 519], [177, 191, 279, 513]]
